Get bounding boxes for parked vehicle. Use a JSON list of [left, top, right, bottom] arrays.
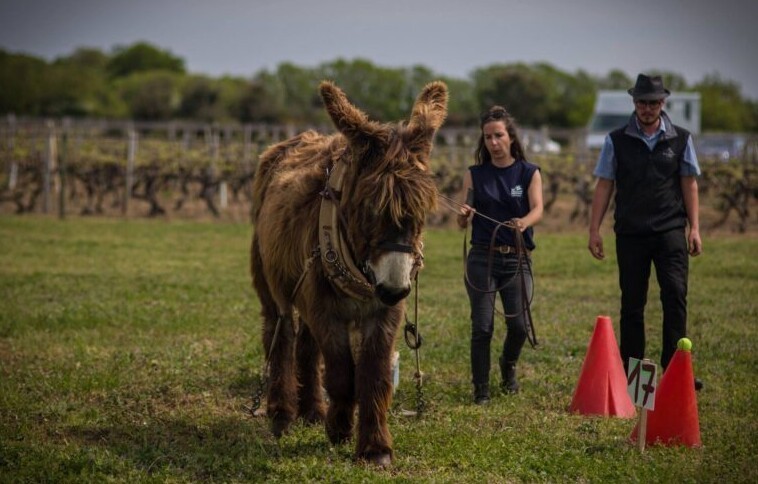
[[585, 90, 701, 150], [522, 129, 561, 154], [695, 134, 746, 161]]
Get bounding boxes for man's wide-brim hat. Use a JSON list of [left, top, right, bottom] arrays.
[[628, 74, 671, 100]]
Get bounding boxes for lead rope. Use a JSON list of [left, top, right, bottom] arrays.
[[403, 271, 426, 416], [462, 223, 537, 348], [512, 226, 538, 347]]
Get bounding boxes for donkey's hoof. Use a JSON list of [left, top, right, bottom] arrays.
[[360, 452, 392, 468], [271, 417, 292, 438], [326, 426, 352, 445], [299, 407, 326, 425]]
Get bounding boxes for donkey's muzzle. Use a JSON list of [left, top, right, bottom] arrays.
[[375, 283, 411, 306]]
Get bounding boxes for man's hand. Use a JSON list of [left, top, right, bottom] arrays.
[[588, 231, 605, 260], [688, 228, 702, 256]]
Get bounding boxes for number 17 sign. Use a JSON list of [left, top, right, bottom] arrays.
[[627, 358, 657, 410]]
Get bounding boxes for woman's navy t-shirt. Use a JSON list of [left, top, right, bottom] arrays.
[[469, 159, 539, 250]]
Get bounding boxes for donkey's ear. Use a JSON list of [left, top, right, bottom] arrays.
[[320, 81, 384, 145], [406, 81, 448, 149]]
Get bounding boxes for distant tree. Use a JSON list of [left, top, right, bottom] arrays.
[[117, 71, 182, 120], [746, 100, 758, 132], [275, 63, 323, 124], [532, 63, 595, 127], [394, 65, 438, 117], [235, 72, 285, 124], [440, 76, 477, 126], [4, 46, 756, 133], [472, 63, 596, 128], [473, 64, 551, 128], [40, 64, 101, 117], [215, 75, 249, 122], [178, 76, 223, 121], [50, 48, 123, 117], [0, 50, 49, 115], [318, 58, 408, 122], [695, 73, 751, 132], [561, 69, 597, 127], [597, 70, 633, 90], [54, 47, 109, 71], [107, 42, 185, 78]]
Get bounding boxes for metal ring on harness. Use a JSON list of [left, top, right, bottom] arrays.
[[404, 318, 423, 349], [324, 249, 338, 264]]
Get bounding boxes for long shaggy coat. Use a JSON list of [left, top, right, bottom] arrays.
[[250, 80, 447, 466]]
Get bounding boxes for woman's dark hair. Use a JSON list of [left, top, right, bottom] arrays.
[[474, 106, 526, 165]]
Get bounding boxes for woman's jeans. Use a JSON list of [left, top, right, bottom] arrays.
[[465, 247, 533, 387]]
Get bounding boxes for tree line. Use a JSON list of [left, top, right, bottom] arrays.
[[1, 41, 756, 132]]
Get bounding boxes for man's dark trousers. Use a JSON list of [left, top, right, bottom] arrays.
[[616, 228, 689, 370]]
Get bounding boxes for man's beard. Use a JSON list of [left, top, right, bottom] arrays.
[[637, 114, 660, 128]]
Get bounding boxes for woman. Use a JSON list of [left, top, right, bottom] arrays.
[[457, 106, 544, 404]]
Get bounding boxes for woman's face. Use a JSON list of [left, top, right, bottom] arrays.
[[482, 120, 511, 163]]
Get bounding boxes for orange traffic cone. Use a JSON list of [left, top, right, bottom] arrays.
[[570, 315, 635, 417], [630, 338, 701, 447]]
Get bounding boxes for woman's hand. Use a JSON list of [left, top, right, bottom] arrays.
[[457, 204, 474, 228], [510, 217, 527, 232]]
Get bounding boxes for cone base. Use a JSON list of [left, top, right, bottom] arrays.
[[570, 316, 635, 418], [629, 350, 701, 447]]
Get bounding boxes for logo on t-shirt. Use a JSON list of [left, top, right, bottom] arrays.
[[510, 185, 524, 198]]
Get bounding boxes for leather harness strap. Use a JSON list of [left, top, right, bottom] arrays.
[[318, 159, 375, 300]]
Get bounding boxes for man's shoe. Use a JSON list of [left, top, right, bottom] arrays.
[[474, 383, 490, 405], [694, 378, 703, 391]]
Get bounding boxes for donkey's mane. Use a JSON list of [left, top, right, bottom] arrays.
[[345, 123, 438, 230]]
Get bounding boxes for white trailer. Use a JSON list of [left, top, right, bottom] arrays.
[[585, 90, 701, 150]]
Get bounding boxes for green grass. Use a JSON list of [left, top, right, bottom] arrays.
[[1, 216, 756, 483]]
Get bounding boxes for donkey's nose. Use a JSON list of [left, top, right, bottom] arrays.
[[375, 284, 411, 306]]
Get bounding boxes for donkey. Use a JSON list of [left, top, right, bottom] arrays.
[[250, 80, 447, 466]]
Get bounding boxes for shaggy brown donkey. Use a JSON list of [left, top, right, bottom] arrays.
[[250, 80, 447, 466]]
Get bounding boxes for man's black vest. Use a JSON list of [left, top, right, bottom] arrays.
[[610, 116, 689, 235]]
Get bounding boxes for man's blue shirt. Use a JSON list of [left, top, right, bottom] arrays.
[[593, 113, 701, 180]]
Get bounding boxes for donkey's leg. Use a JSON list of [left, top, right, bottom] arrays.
[[296, 319, 325, 424], [321, 341, 356, 445], [252, 238, 297, 438], [262, 311, 297, 438], [354, 308, 402, 466]]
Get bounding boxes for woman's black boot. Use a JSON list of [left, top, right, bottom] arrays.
[[500, 357, 520, 394]]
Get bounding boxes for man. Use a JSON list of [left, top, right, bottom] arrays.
[[588, 74, 703, 390]]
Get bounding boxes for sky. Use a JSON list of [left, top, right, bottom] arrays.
[[1, 0, 756, 99]]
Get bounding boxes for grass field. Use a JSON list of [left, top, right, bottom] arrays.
[[0, 215, 756, 483]]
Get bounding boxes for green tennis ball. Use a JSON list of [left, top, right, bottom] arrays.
[[677, 337, 692, 351]]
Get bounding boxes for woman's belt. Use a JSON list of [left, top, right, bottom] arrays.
[[471, 244, 531, 256]]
